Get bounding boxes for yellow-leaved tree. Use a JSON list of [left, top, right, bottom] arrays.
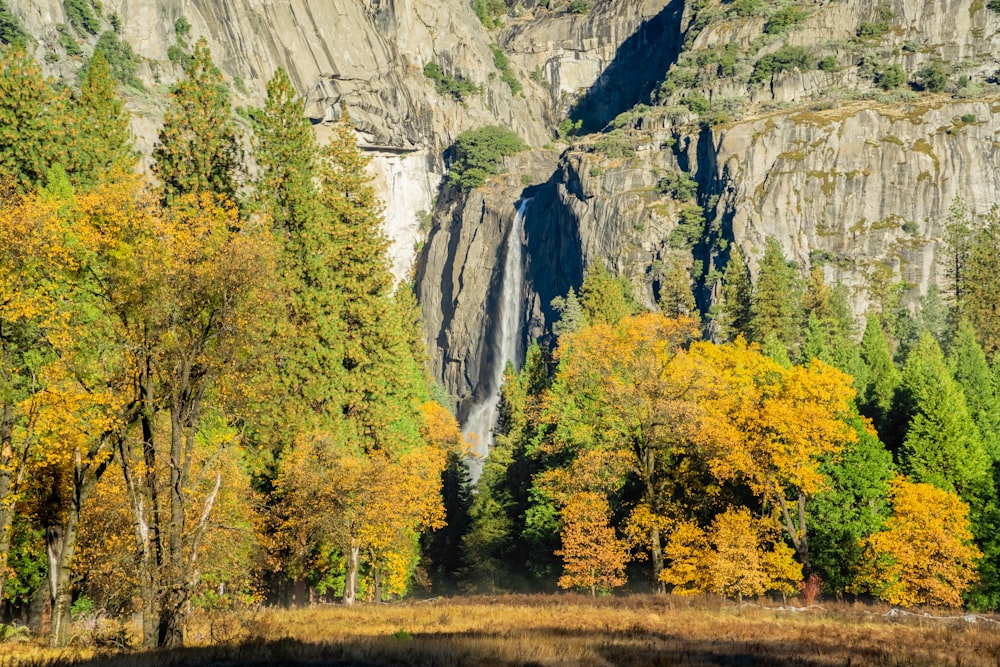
[[853, 476, 980, 607], [555, 490, 629, 596], [660, 508, 800, 600], [692, 339, 857, 574]]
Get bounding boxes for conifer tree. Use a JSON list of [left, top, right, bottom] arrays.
[[658, 253, 697, 318], [749, 237, 802, 353], [962, 218, 1000, 358], [716, 245, 752, 342], [551, 287, 587, 338], [808, 414, 894, 594], [899, 334, 993, 506], [948, 321, 1000, 464], [858, 314, 901, 436], [152, 39, 240, 200], [578, 259, 640, 326], [69, 50, 134, 191], [0, 49, 66, 190]]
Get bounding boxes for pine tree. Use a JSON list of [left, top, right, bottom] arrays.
[[962, 218, 1000, 358], [859, 314, 901, 437], [749, 237, 802, 352], [578, 259, 640, 326], [152, 39, 241, 201], [716, 245, 752, 342], [68, 50, 134, 192], [551, 287, 587, 338], [0, 49, 66, 190], [941, 196, 973, 315], [658, 253, 697, 318], [948, 320, 1000, 464], [899, 334, 993, 506], [809, 414, 894, 595]]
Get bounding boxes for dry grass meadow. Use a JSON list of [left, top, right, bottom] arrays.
[[3, 594, 1000, 666]]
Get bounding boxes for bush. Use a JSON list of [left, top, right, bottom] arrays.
[[592, 130, 635, 159], [914, 60, 948, 92], [817, 55, 838, 71], [726, 0, 764, 18], [448, 126, 527, 190], [669, 205, 706, 250], [557, 117, 582, 139], [424, 61, 479, 102], [472, 0, 506, 27], [0, 0, 28, 46], [764, 6, 807, 35], [58, 23, 82, 56], [492, 47, 522, 95], [856, 2, 894, 39], [751, 45, 816, 84], [682, 94, 711, 115], [876, 64, 906, 90], [64, 0, 102, 36], [657, 172, 698, 201], [569, 0, 593, 13], [94, 30, 142, 88]]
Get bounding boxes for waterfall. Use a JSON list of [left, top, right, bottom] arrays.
[[462, 198, 529, 481]]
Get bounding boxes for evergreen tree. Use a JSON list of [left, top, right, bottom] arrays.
[[962, 218, 1000, 358], [809, 414, 894, 595], [658, 252, 697, 318], [0, 49, 66, 190], [578, 259, 640, 326], [152, 39, 241, 201], [918, 284, 948, 346], [551, 287, 587, 338], [949, 320, 1000, 464], [941, 196, 973, 315], [749, 237, 802, 353], [68, 50, 134, 191], [858, 314, 901, 437], [899, 334, 993, 506], [801, 313, 828, 363], [716, 244, 752, 342], [252, 67, 320, 236]]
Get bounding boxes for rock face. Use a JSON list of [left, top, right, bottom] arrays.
[[10, 0, 1000, 413]]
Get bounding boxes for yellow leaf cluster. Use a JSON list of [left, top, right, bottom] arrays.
[[854, 476, 981, 607]]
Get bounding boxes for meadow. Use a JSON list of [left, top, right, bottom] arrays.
[[2, 595, 999, 667]]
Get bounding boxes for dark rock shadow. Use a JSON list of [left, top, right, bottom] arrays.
[[569, 0, 686, 134]]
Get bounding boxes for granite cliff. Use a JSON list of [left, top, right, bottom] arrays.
[[7, 0, 1000, 422]]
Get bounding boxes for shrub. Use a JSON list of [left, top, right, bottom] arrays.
[[669, 205, 706, 249], [424, 61, 479, 102], [557, 117, 582, 139], [657, 171, 698, 201], [876, 64, 906, 90], [0, 0, 28, 46], [472, 0, 506, 27], [726, 0, 764, 18], [569, 0, 593, 13], [856, 2, 894, 39], [492, 47, 522, 95], [817, 55, 838, 71], [751, 45, 816, 84], [94, 30, 142, 88], [764, 6, 807, 35], [448, 126, 527, 189], [58, 23, 82, 56], [64, 0, 101, 36], [592, 130, 635, 159], [682, 94, 711, 115], [914, 60, 948, 92]]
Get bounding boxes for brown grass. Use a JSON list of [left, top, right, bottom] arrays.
[[4, 594, 1000, 666]]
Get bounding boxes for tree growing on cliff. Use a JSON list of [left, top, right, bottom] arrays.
[[749, 237, 803, 354]]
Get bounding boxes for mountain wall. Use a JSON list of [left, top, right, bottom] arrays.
[[8, 0, 1000, 416]]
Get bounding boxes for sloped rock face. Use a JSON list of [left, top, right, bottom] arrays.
[[709, 97, 1000, 311]]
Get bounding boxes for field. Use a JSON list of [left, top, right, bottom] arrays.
[[3, 595, 1000, 666]]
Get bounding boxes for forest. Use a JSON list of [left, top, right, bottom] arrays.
[[2, 33, 1000, 655]]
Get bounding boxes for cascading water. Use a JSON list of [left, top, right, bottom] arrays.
[[462, 199, 530, 481]]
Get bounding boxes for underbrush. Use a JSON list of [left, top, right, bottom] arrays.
[[4, 594, 1000, 666]]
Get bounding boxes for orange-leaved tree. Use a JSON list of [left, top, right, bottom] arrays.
[[692, 339, 857, 573], [555, 490, 628, 596], [853, 476, 980, 607]]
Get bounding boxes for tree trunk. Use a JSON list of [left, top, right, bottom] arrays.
[[777, 491, 811, 574], [0, 400, 22, 606], [343, 545, 360, 606]]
